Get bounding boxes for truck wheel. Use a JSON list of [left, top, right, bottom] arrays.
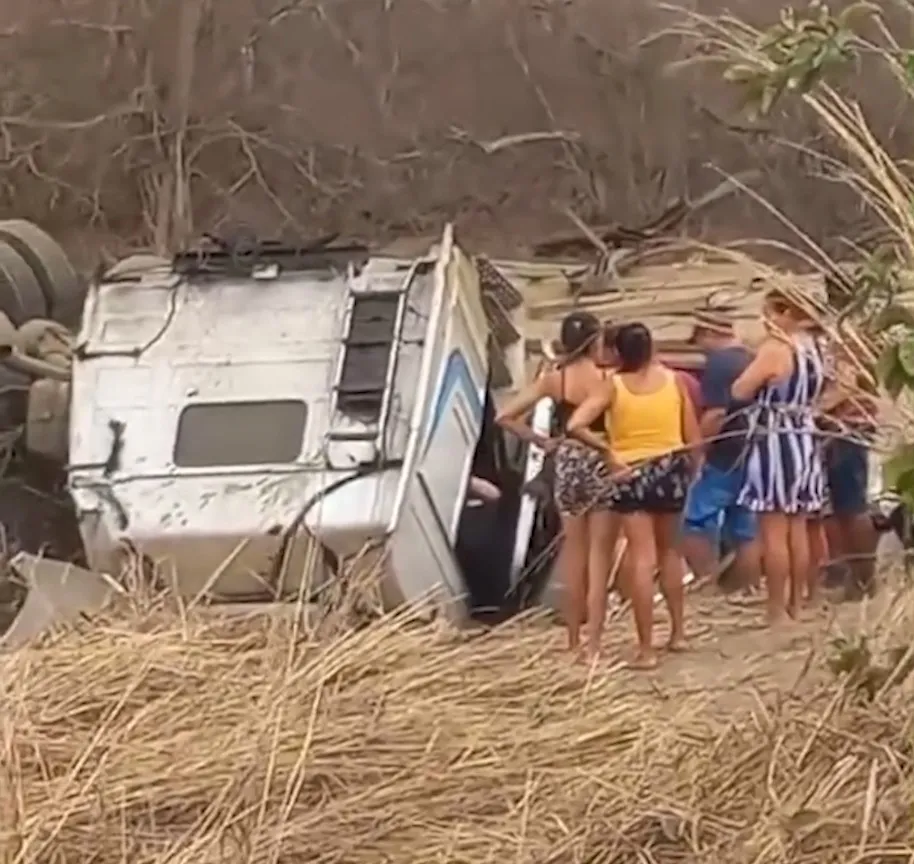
[[0, 241, 47, 325], [0, 220, 83, 327]]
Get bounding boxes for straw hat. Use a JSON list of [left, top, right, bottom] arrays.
[[687, 308, 736, 343]]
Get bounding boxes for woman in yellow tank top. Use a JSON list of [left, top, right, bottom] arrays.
[[569, 323, 700, 670]]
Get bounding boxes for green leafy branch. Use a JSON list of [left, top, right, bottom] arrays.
[[723, 1, 876, 119]]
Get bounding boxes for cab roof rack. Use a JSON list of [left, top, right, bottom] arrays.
[[172, 233, 370, 279]]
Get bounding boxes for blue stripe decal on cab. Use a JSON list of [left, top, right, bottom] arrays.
[[425, 349, 485, 453]]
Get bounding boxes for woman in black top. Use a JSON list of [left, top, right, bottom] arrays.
[[497, 312, 625, 660]]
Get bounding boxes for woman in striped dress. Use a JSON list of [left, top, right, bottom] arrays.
[[731, 289, 826, 625]]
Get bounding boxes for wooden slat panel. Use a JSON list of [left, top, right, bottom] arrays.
[[481, 253, 829, 394]]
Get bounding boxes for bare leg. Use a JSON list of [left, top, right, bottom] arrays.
[[614, 545, 632, 602], [656, 513, 687, 650], [786, 515, 811, 618], [824, 515, 851, 587], [621, 512, 658, 668], [559, 513, 588, 654], [805, 517, 827, 606], [680, 531, 719, 589], [841, 513, 879, 598], [824, 516, 845, 564], [759, 513, 790, 625], [721, 506, 762, 594], [732, 538, 762, 593], [584, 510, 620, 660]]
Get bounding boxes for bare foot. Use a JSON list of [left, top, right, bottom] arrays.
[[628, 649, 659, 671], [666, 637, 689, 653], [767, 610, 791, 629], [727, 588, 765, 607], [788, 604, 818, 623], [690, 575, 718, 596]]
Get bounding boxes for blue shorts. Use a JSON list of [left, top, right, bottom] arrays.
[[825, 440, 868, 516], [682, 461, 757, 546]]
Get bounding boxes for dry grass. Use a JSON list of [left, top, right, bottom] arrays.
[[1, 584, 914, 864]]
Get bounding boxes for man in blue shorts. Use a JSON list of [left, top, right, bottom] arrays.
[[680, 310, 761, 593]]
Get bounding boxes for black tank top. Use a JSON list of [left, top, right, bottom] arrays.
[[554, 365, 606, 434]]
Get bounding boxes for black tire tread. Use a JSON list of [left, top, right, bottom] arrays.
[[0, 220, 82, 326], [0, 242, 46, 325]]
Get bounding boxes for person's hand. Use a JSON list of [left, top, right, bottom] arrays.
[[606, 450, 635, 482], [536, 436, 561, 454], [610, 464, 636, 483]]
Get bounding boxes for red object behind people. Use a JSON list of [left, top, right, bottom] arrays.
[[673, 368, 702, 414]]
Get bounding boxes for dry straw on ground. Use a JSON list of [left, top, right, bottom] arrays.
[[1, 590, 913, 864]]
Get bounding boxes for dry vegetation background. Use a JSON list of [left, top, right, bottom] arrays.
[[0, 0, 904, 267]]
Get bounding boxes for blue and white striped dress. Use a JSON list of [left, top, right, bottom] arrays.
[[737, 335, 826, 514]]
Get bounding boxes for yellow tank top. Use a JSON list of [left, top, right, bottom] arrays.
[[607, 370, 683, 464]]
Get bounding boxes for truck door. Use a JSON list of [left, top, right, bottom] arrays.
[[417, 237, 490, 542]]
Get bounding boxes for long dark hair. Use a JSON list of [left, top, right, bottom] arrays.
[[614, 322, 653, 373], [557, 311, 600, 364]]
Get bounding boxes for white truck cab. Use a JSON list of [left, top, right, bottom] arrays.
[[64, 226, 558, 620]]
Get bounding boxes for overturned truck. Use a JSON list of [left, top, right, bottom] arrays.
[[0, 223, 902, 646], [4, 225, 567, 645]]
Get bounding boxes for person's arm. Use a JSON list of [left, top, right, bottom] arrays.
[[677, 375, 701, 470], [495, 373, 556, 450], [566, 379, 630, 475], [573, 426, 608, 453], [568, 380, 610, 453], [822, 376, 878, 428], [566, 379, 612, 444], [731, 339, 791, 401], [818, 375, 846, 416], [677, 370, 703, 417], [699, 408, 725, 440], [822, 361, 877, 416], [469, 476, 501, 502], [697, 353, 729, 442]]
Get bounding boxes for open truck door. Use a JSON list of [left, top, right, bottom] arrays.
[[387, 226, 492, 617]]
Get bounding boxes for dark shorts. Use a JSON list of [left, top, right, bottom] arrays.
[[553, 440, 616, 515], [682, 461, 757, 545], [611, 452, 691, 515], [825, 439, 869, 516]]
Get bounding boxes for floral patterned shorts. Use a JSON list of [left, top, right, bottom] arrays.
[[553, 440, 617, 516], [610, 452, 692, 514]]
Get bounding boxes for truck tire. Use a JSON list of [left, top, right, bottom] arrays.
[[0, 220, 83, 327], [0, 242, 47, 325]]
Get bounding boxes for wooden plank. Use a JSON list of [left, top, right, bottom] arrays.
[[481, 253, 832, 394]]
